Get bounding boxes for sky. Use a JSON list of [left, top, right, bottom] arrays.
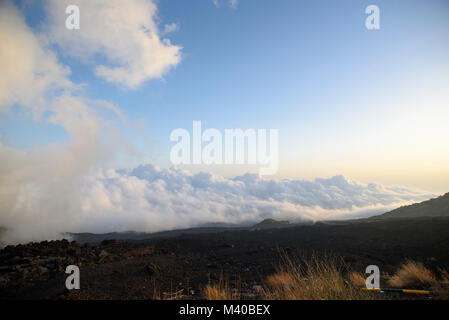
[[0, 0, 448, 244]]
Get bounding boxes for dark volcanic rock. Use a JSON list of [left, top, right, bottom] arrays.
[[1, 217, 449, 299]]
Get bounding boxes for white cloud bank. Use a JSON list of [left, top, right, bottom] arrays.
[[0, 0, 123, 244], [0, 162, 434, 245], [44, 0, 181, 89], [82, 165, 433, 230], [0, 0, 182, 245]]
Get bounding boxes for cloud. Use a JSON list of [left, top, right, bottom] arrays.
[[1, 160, 434, 245], [0, 1, 126, 244], [0, 1, 74, 114], [44, 0, 182, 89], [162, 23, 179, 35]]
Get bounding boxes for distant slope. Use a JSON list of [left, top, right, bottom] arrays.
[[374, 193, 449, 219], [251, 218, 291, 230], [0, 227, 7, 248], [69, 226, 247, 244], [70, 219, 306, 243]]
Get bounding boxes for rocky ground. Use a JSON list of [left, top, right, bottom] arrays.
[[1, 217, 449, 299]]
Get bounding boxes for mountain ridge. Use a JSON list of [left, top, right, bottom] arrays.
[[372, 192, 449, 219]]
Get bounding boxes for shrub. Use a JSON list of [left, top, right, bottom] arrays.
[[388, 260, 436, 287], [262, 254, 374, 300]]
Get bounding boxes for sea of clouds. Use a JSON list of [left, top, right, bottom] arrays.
[[0, 162, 435, 245]]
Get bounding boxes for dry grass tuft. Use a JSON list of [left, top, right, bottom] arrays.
[[262, 254, 374, 300], [266, 272, 295, 287], [201, 257, 449, 300], [349, 271, 366, 287], [439, 269, 449, 284], [431, 268, 449, 300], [202, 284, 233, 300], [201, 276, 239, 300], [388, 260, 437, 287]]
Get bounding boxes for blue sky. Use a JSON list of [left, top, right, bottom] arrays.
[[2, 0, 449, 191]]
